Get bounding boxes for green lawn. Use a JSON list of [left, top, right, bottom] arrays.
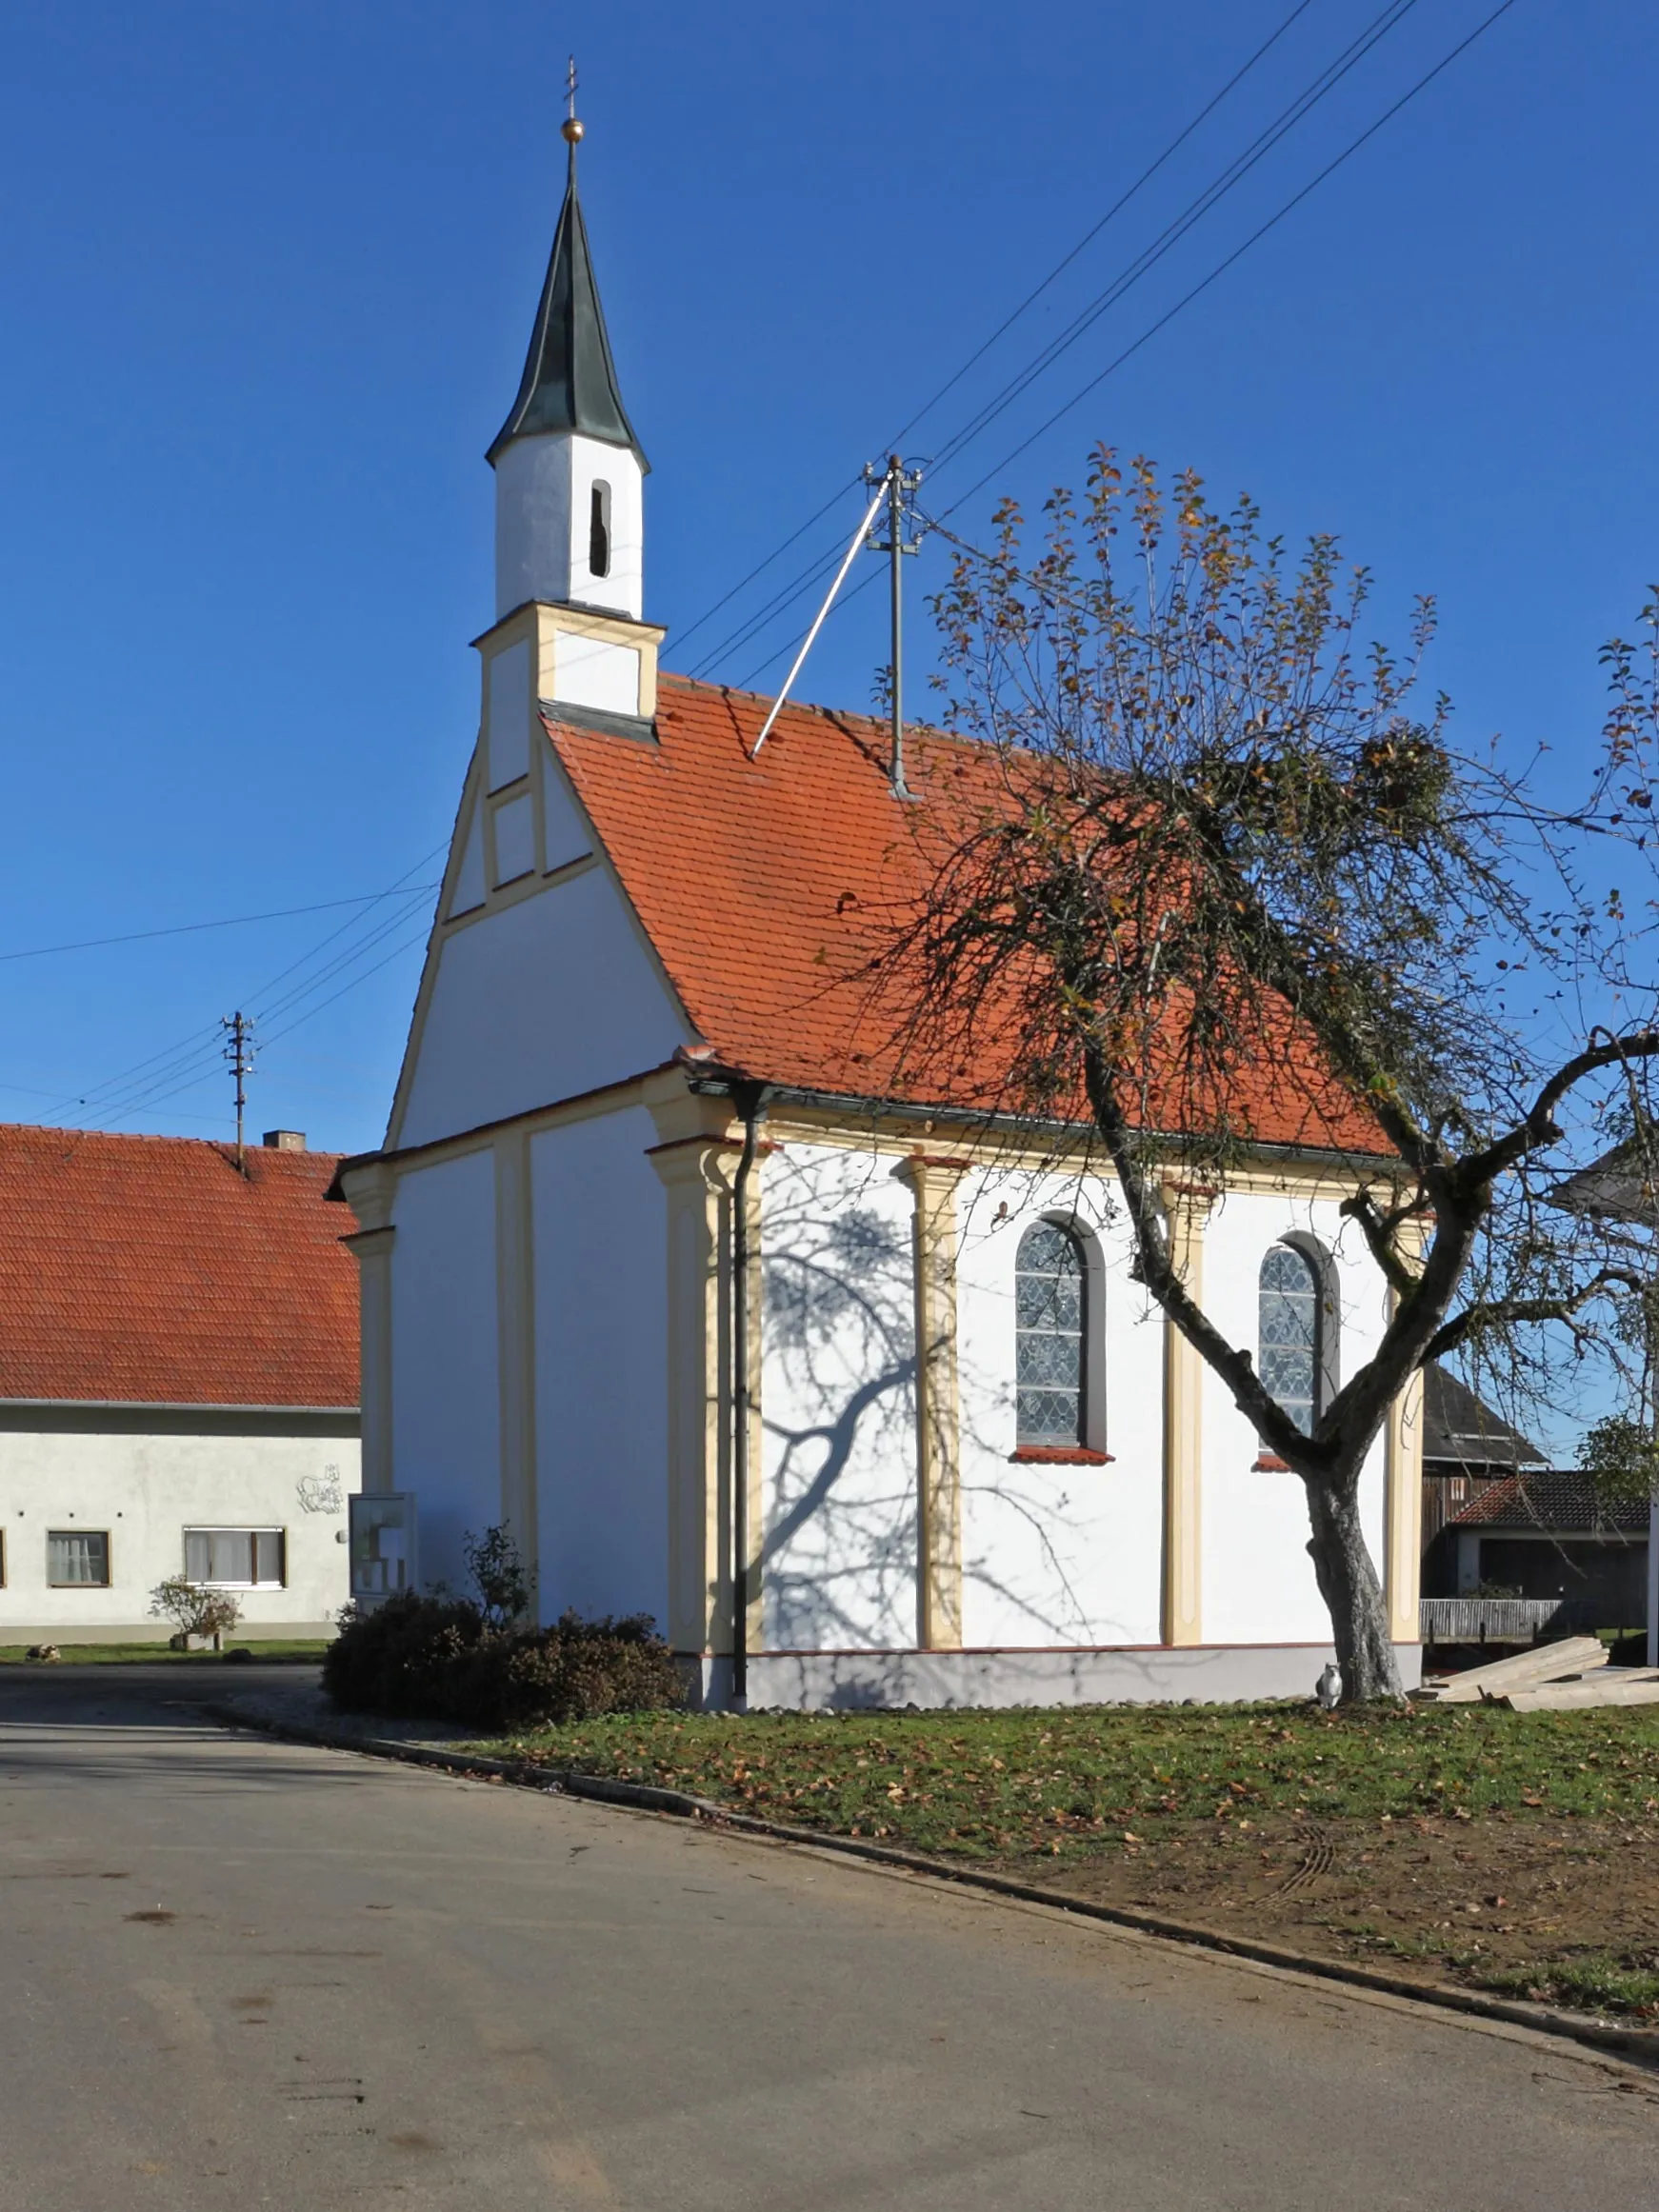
[[0, 1640, 330, 1665], [463, 1702, 1659, 1863]]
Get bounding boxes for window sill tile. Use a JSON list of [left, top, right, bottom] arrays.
[[1009, 1446, 1113, 1465]]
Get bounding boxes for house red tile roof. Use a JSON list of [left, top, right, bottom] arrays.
[[1444, 1470, 1649, 1536], [0, 1126, 358, 1407], [547, 675, 1389, 1154]]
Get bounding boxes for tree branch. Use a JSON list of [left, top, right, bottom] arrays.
[[1424, 1268, 1646, 1365], [1337, 1187, 1422, 1300], [1459, 1030, 1659, 1189], [1082, 1043, 1315, 1470]]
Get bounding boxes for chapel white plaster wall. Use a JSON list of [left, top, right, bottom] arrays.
[[956, 1164, 1165, 1648], [0, 1429, 359, 1634], [530, 1107, 669, 1628], [494, 431, 645, 622], [396, 870, 688, 1148], [389, 1150, 501, 1595], [1198, 1190, 1389, 1644], [759, 1142, 918, 1651]]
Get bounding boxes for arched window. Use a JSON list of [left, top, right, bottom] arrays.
[[1258, 1242, 1324, 1434], [589, 481, 611, 578], [1015, 1220, 1087, 1446]]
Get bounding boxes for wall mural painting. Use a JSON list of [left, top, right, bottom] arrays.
[[296, 1465, 345, 1515]]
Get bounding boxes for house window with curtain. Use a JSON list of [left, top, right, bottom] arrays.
[[183, 1528, 286, 1588], [47, 1530, 110, 1586], [1258, 1242, 1323, 1434], [1015, 1220, 1088, 1446]]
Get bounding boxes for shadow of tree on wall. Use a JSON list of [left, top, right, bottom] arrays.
[[953, 1179, 1145, 1646], [761, 1166, 917, 1650]]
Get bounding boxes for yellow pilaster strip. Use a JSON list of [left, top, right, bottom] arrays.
[[901, 1156, 968, 1650], [1384, 1226, 1429, 1646], [1160, 1184, 1210, 1647], [493, 1130, 539, 1598], [650, 1137, 742, 1656], [1384, 1365, 1425, 1644], [339, 1160, 397, 1496]]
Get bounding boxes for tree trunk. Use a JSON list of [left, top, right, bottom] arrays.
[[1302, 1476, 1403, 1703]]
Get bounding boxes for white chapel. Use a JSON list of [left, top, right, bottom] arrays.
[[337, 111, 1425, 1707]]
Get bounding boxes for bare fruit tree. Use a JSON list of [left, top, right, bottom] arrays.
[[880, 450, 1659, 1701]]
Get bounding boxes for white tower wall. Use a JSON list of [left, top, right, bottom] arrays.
[[494, 431, 644, 622]]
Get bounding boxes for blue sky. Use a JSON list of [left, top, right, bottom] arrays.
[[0, 0, 1651, 1157]]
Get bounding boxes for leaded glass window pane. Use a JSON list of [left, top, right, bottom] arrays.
[[1016, 1221, 1086, 1445], [1259, 1243, 1320, 1434]]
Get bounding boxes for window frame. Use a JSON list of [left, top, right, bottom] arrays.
[[46, 1529, 111, 1588], [182, 1526, 287, 1590], [1013, 1216, 1090, 1453], [1257, 1235, 1340, 1441]]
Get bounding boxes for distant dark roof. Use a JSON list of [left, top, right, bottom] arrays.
[[1422, 1365, 1545, 1474], [1444, 1469, 1649, 1536], [1550, 1138, 1659, 1226], [487, 147, 647, 468]]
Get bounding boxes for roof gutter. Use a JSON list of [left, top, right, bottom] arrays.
[[681, 1064, 1396, 1172]]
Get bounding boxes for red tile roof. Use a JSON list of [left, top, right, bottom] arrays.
[[0, 1126, 358, 1408], [1444, 1470, 1649, 1536], [547, 675, 1389, 1154]]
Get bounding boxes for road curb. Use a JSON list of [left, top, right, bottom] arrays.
[[205, 1699, 1659, 2076]]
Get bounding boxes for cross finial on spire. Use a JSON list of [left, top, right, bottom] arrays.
[[561, 53, 584, 161]]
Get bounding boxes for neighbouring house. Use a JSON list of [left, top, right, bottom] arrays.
[[336, 118, 1428, 1709], [1419, 1364, 1547, 1551], [1427, 1471, 1648, 1630], [0, 1126, 360, 1643]]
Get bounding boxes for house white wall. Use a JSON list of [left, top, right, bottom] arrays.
[[956, 1164, 1166, 1648], [753, 1151, 1396, 1664], [0, 1423, 359, 1639], [530, 1106, 669, 1624], [388, 1149, 501, 1595], [494, 430, 646, 624], [1199, 1191, 1389, 1644], [760, 1142, 918, 1650], [396, 866, 687, 1150], [359, 1079, 1419, 1698]]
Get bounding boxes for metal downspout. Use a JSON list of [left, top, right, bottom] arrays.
[[730, 1082, 766, 1708]]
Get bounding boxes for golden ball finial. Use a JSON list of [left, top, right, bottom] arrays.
[[561, 113, 584, 145]]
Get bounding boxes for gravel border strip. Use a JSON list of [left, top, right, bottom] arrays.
[[206, 1699, 1659, 2076]]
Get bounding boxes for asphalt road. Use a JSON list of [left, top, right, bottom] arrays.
[[2, 1667, 1656, 2211]]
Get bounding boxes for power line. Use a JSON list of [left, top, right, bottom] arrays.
[[726, 0, 1522, 689], [677, 0, 1327, 670], [689, 0, 1425, 683], [932, 0, 1523, 527], [26, 844, 447, 1129], [925, 0, 1426, 476], [0, 884, 440, 967], [885, 0, 1325, 452]]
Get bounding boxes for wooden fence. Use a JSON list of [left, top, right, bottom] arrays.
[[1419, 1596, 1575, 1645]]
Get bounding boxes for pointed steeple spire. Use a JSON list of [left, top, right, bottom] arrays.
[[487, 92, 647, 470]]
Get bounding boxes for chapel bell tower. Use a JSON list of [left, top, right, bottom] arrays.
[[482, 88, 661, 727]]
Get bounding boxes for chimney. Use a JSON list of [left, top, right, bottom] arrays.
[[262, 1129, 307, 1152]]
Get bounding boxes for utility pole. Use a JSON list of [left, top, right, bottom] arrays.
[[864, 455, 925, 799], [222, 1012, 254, 1172]]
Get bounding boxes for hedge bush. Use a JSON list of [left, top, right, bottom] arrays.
[[324, 1595, 683, 1727]]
